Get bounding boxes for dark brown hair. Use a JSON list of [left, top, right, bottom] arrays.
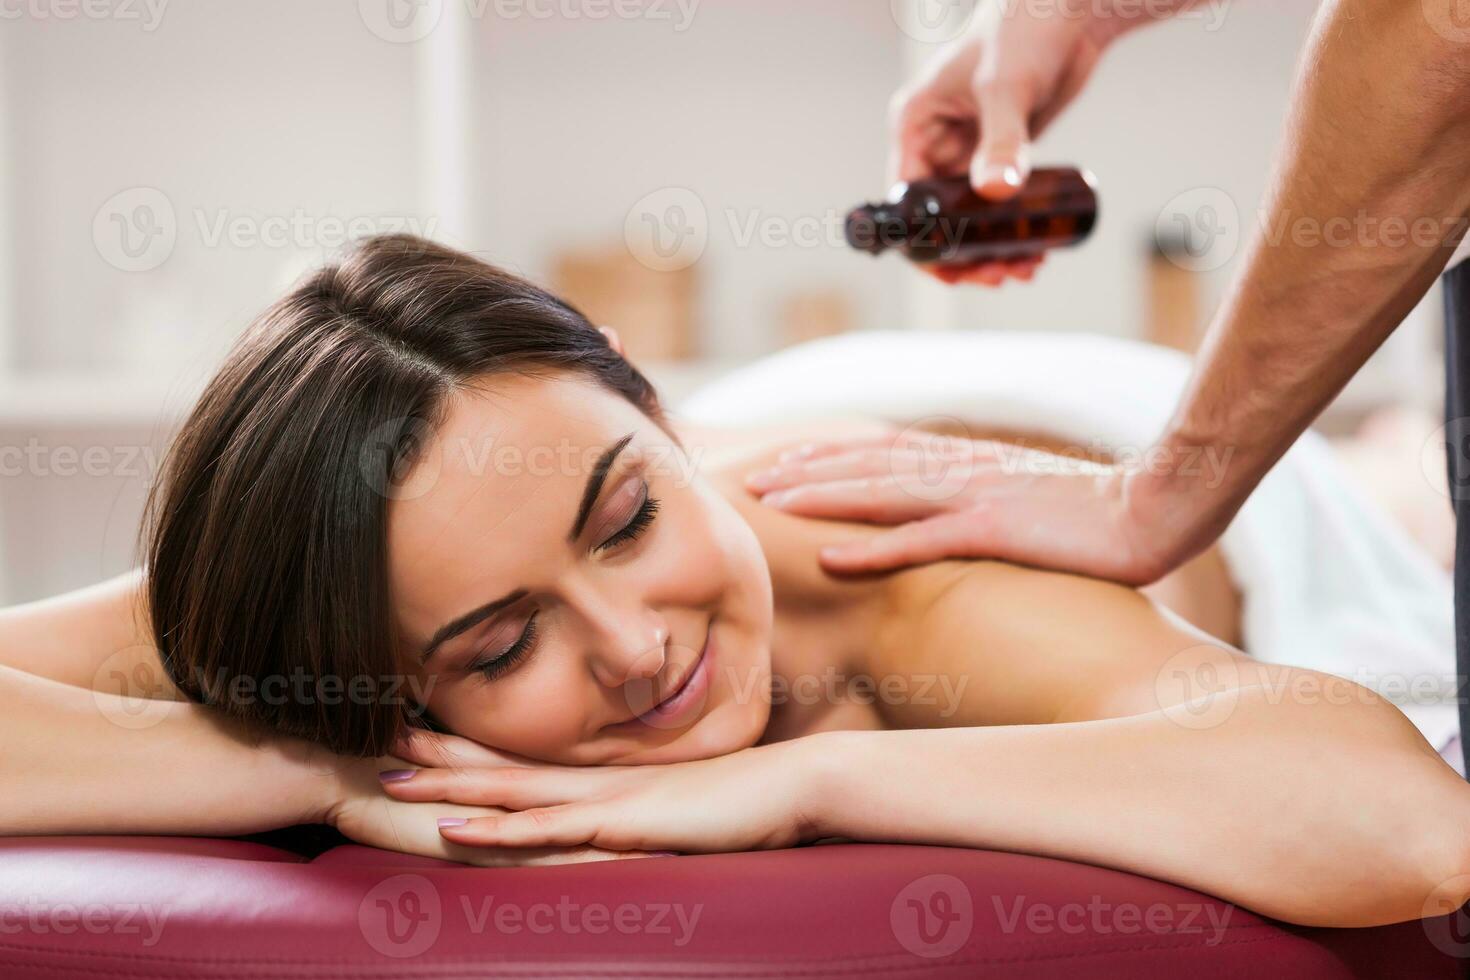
[[144, 234, 664, 757]]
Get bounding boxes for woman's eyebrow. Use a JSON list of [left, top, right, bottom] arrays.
[[568, 432, 635, 543], [419, 432, 636, 665], [420, 589, 529, 665]]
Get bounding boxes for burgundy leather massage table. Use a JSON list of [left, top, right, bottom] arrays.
[[0, 832, 1463, 979]]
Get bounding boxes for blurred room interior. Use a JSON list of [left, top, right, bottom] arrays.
[[0, 0, 1447, 604]]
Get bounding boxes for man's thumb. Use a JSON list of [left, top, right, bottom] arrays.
[[970, 83, 1033, 201]]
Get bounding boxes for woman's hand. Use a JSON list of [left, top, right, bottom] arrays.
[[379, 739, 828, 855], [745, 429, 1184, 585], [326, 751, 655, 866]]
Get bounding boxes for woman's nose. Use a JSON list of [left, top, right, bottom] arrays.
[[585, 608, 668, 688]]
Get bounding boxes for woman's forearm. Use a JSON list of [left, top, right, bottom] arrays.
[[810, 679, 1470, 927], [0, 663, 335, 837]]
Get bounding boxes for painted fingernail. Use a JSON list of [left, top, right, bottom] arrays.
[[437, 818, 468, 829], [760, 490, 793, 507], [378, 769, 417, 783]]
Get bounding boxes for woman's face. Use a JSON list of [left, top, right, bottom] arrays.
[[386, 371, 774, 765]]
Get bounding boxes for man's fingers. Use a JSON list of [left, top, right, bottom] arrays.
[[748, 448, 915, 494], [755, 476, 964, 525], [970, 77, 1034, 201], [817, 514, 992, 573]]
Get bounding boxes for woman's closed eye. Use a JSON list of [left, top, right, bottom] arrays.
[[471, 612, 539, 680], [468, 484, 662, 681], [595, 485, 660, 554]]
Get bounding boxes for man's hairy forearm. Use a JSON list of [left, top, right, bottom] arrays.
[[1133, 0, 1470, 561]]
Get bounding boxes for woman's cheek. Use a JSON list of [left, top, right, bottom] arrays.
[[427, 675, 587, 760]]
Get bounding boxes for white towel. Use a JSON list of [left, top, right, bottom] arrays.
[[678, 330, 1459, 762]]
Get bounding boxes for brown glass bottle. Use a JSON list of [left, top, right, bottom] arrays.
[[844, 167, 1098, 265]]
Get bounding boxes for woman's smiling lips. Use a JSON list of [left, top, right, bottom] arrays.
[[609, 621, 715, 731]]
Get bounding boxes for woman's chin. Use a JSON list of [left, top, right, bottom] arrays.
[[607, 695, 770, 766]]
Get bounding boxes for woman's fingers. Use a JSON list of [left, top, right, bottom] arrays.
[[380, 764, 613, 811], [439, 805, 605, 850]]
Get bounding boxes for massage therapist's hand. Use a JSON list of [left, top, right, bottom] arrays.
[[381, 738, 826, 855], [326, 743, 656, 866], [891, 0, 1116, 287], [746, 430, 1194, 587]]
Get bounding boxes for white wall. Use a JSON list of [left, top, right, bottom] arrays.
[[467, 0, 909, 360]]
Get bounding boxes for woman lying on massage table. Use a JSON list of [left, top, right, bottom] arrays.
[[2, 235, 1467, 929]]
